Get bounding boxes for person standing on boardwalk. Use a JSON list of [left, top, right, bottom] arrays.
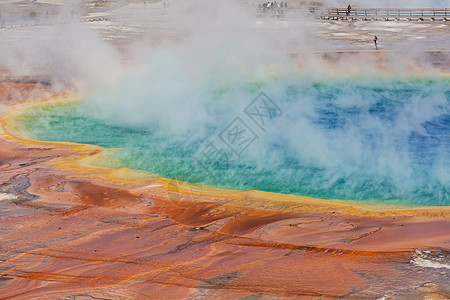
[[347, 4, 351, 15], [374, 35, 378, 50]]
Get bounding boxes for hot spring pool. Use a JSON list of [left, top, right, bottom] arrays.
[[17, 75, 450, 206]]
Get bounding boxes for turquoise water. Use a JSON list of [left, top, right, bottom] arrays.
[[18, 76, 450, 206]]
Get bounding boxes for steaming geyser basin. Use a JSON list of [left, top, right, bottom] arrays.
[[16, 75, 450, 206]]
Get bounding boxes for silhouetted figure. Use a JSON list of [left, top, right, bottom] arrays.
[[347, 4, 351, 15], [374, 36, 378, 50]]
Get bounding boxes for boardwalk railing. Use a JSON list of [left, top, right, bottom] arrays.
[[312, 8, 449, 21]]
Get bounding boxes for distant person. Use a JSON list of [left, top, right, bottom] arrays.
[[347, 4, 351, 15], [374, 35, 378, 50]]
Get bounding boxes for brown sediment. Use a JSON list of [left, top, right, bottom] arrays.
[[0, 82, 449, 299]]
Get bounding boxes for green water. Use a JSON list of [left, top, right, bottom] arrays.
[[17, 77, 450, 206]]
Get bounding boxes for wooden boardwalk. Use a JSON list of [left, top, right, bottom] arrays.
[[311, 8, 450, 22]]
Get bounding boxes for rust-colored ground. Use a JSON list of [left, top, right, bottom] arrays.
[[0, 82, 449, 299]]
